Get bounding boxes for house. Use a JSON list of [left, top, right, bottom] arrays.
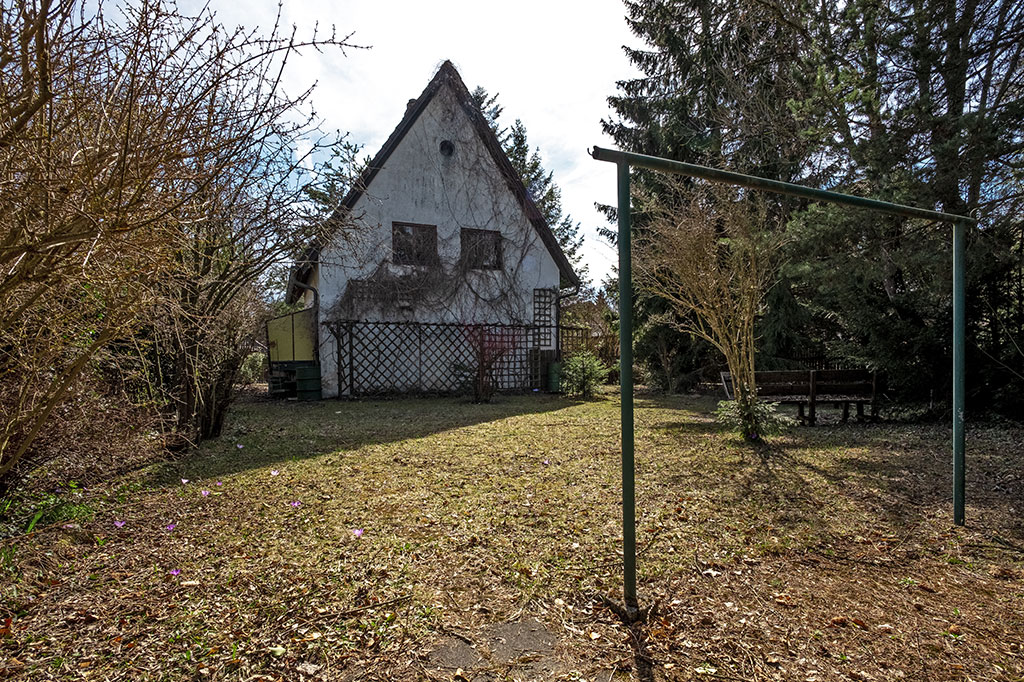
[[277, 61, 580, 399]]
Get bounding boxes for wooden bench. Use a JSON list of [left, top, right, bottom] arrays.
[[720, 369, 879, 425]]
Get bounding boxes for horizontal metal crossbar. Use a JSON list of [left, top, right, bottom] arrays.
[[590, 146, 977, 225]]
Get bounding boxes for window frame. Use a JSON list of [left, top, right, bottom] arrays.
[[391, 221, 439, 267], [460, 227, 503, 270]]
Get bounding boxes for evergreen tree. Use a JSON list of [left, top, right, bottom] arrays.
[[504, 120, 586, 273], [602, 0, 810, 389], [786, 0, 1024, 405], [302, 139, 363, 217], [470, 86, 504, 142], [604, 0, 1024, 410]]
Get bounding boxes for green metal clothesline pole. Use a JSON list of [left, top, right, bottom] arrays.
[[616, 160, 638, 618], [953, 222, 967, 525], [591, 145, 975, 618]]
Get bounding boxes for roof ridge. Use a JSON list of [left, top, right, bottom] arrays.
[[288, 60, 579, 302]]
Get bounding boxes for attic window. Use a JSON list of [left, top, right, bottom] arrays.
[[439, 140, 454, 157], [461, 228, 501, 270], [392, 222, 438, 266]]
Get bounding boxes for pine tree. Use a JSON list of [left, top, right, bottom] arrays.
[[302, 139, 363, 216], [605, 0, 809, 177], [604, 0, 1024, 409], [602, 0, 810, 389], [470, 86, 504, 142], [786, 0, 1024, 404]]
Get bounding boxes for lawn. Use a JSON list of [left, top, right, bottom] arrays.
[[1, 392, 1022, 681]]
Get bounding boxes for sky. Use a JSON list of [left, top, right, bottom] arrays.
[[181, 0, 643, 285]]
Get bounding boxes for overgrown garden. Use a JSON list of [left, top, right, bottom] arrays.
[[1, 0, 1022, 678]]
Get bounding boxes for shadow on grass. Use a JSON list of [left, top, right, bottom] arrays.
[[780, 431, 1017, 534], [650, 405, 1024, 542], [634, 393, 719, 412], [653, 420, 726, 437], [145, 393, 576, 488]]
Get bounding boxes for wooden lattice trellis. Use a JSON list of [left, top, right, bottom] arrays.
[[323, 320, 594, 397]]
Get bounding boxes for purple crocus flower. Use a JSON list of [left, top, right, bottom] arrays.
[[353, 528, 364, 538], [169, 569, 180, 576], [166, 523, 176, 531], [114, 520, 126, 528], [181, 478, 189, 485], [271, 470, 280, 477], [237, 444, 244, 449], [201, 490, 210, 497], [290, 501, 301, 508], [216, 481, 223, 487]]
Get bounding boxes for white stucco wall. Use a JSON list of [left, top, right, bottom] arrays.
[[312, 82, 562, 398]]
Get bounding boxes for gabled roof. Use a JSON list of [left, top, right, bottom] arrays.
[[288, 60, 580, 302]]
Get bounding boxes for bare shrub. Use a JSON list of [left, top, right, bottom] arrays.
[[1, 0, 356, 482], [634, 182, 786, 439]]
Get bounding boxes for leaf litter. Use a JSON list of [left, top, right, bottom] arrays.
[[0, 392, 1021, 681]]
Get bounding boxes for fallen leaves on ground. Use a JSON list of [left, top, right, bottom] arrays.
[[0, 392, 1021, 681]]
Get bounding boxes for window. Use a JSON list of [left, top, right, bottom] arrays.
[[461, 228, 502, 269], [392, 222, 438, 266]]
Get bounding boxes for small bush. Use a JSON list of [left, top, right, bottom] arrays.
[[452, 362, 496, 403], [562, 352, 610, 399], [238, 352, 267, 385], [714, 399, 795, 441]]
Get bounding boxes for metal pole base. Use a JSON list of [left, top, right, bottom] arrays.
[[600, 594, 645, 624]]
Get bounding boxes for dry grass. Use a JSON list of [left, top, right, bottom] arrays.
[[1, 392, 1022, 681]]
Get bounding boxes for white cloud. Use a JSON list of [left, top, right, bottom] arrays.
[[184, 0, 643, 283]]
